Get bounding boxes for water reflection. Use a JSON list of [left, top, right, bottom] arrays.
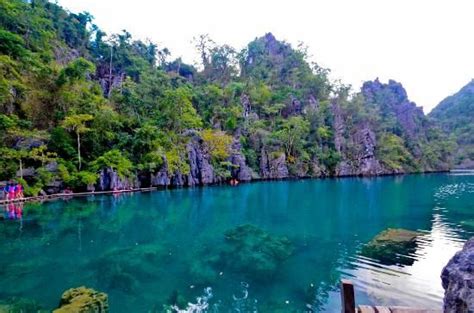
[[3, 202, 23, 220]]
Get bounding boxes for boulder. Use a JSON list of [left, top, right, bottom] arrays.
[[54, 287, 108, 313], [45, 179, 63, 194], [441, 237, 474, 313], [361, 228, 423, 266], [97, 167, 139, 191]]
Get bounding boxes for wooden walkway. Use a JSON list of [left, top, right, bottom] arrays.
[[341, 280, 442, 313], [0, 187, 159, 206]]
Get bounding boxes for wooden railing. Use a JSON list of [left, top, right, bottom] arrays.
[[340, 280, 442, 313]]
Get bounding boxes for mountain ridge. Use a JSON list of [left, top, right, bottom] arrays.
[[430, 79, 474, 168]]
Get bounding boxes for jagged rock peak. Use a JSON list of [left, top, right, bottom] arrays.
[[362, 78, 410, 105], [248, 32, 292, 58]]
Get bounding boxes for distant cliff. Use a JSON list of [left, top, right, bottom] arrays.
[[430, 80, 474, 168]]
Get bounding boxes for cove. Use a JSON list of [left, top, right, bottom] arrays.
[[0, 172, 473, 312]]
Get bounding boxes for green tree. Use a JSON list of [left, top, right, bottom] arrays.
[[0, 147, 30, 179], [274, 116, 310, 160], [158, 87, 203, 133], [61, 114, 93, 170]]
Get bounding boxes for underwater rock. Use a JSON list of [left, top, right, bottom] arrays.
[[54, 286, 108, 313], [91, 244, 168, 292], [441, 237, 474, 313], [0, 297, 44, 313], [163, 290, 188, 311], [361, 228, 422, 266], [190, 225, 293, 284], [222, 224, 293, 279]]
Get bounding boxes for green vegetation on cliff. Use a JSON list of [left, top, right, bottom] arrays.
[[430, 80, 474, 167], [0, 0, 454, 196]]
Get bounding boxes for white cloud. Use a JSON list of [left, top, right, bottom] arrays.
[[57, 0, 474, 112]]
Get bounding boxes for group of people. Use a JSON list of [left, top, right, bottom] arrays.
[[2, 182, 24, 201]]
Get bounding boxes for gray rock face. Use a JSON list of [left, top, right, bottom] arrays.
[[332, 102, 345, 153], [16, 167, 35, 178], [187, 137, 215, 186], [241, 94, 252, 118], [353, 126, 384, 176], [336, 124, 384, 176], [441, 237, 474, 313], [53, 46, 80, 65], [282, 95, 303, 117], [45, 161, 59, 173], [260, 149, 289, 179], [150, 159, 171, 187], [97, 167, 139, 191], [305, 95, 319, 113], [229, 139, 252, 181], [13, 137, 44, 150], [45, 180, 63, 194]]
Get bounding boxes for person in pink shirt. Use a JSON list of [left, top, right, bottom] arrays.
[[15, 183, 23, 199]]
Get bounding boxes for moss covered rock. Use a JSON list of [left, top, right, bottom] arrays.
[[53, 287, 108, 313], [361, 228, 423, 266]]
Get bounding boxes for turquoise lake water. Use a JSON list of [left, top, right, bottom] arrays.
[[1, 172, 473, 312]]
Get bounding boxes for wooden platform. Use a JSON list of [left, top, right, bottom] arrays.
[[0, 187, 159, 206], [358, 305, 441, 313], [341, 280, 442, 313]]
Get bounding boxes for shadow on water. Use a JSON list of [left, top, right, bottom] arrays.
[[0, 173, 473, 312]]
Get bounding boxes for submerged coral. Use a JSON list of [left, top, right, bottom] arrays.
[[361, 228, 422, 266], [191, 224, 293, 283], [222, 224, 293, 278], [54, 286, 108, 313], [0, 297, 44, 313], [90, 244, 169, 292]]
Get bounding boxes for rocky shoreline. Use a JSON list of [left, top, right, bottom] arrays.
[[0, 169, 451, 206]]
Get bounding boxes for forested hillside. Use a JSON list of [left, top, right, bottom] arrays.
[[430, 80, 474, 168], [0, 0, 455, 196]]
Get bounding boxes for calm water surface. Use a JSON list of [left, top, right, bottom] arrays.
[[1, 173, 473, 312]]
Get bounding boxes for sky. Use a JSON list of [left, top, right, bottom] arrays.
[[57, 0, 474, 113]]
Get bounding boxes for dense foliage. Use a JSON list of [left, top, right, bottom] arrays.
[[0, 0, 454, 196]]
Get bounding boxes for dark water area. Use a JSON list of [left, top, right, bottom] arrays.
[[1, 172, 473, 312]]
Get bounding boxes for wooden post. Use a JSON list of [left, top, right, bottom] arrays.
[[341, 279, 355, 313]]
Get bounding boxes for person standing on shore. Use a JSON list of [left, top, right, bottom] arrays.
[[15, 183, 23, 199], [2, 184, 9, 200], [7, 182, 16, 201]]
